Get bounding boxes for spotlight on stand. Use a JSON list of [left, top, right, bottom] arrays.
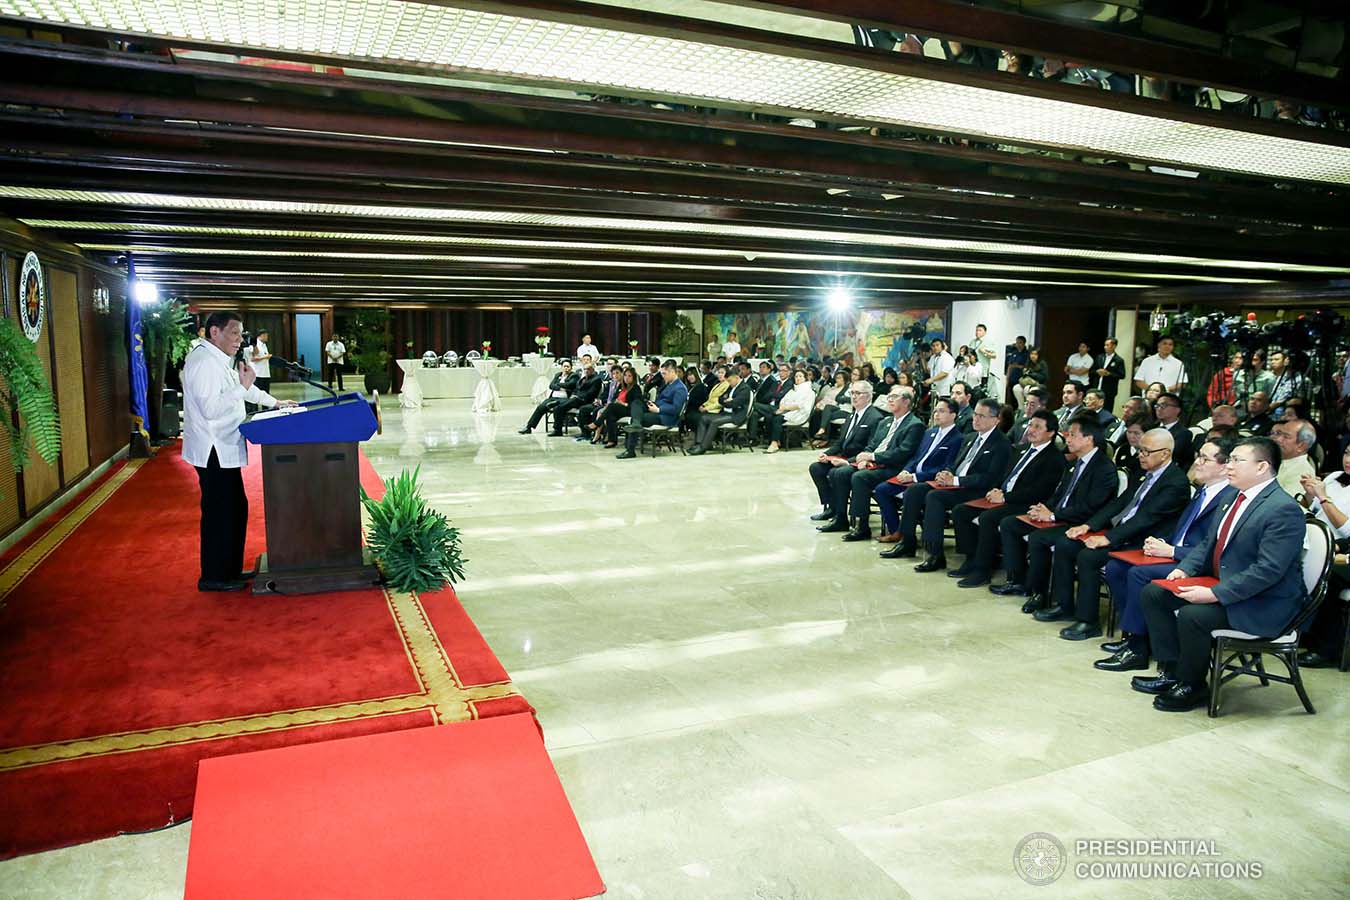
[[826, 287, 852, 312]]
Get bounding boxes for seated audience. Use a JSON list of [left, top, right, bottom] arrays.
[[1134, 437, 1307, 712], [1107, 396, 1148, 444], [688, 365, 730, 434], [1012, 347, 1048, 408], [519, 359, 579, 434], [548, 358, 604, 436], [1113, 414, 1149, 480], [808, 382, 886, 522], [766, 369, 817, 453], [689, 368, 753, 455], [1083, 388, 1119, 431], [576, 363, 622, 441], [1099, 439, 1237, 672], [617, 361, 688, 459], [897, 398, 1013, 571], [1036, 429, 1191, 638], [1242, 390, 1275, 436], [951, 381, 974, 433], [593, 368, 642, 447], [1152, 392, 1194, 471], [872, 396, 961, 547], [993, 419, 1118, 610], [950, 411, 1065, 588], [822, 388, 926, 541], [1271, 418, 1317, 496], [812, 369, 852, 440], [1010, 387, 1048, 444]]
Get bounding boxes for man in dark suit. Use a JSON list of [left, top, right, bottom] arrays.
[[807, 382, 886, 520], [519, 359, 579, 433], [1241, 391, 1275, 437], [952, 381, 974, 434], [832, 387, 926, 541], [1134, 436, 1308, 711], [1152, 392, 1195, 471], [1096, 437, 1238, 671], [689, 370, 753, 454], [950, 410, 1066, 588], [1034, 428, 1192, 638], [873, 397, 962, 548], [575, 363, 621, 441], [1055, 381, 1085, 431], [548, 359, 604, 436], [993, 418, 1118, 611], [747, 361, 781, 442], [1009, 387, 1048, 445], [1093, 337, 1126, 410], [1083, 389, 1119, 433], [640, 357, 663, 393], [899, 399, 1013, 571]]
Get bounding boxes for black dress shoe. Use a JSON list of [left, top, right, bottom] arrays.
[[957, 572, 991, 588], [1059, 622, 1103, 641], [518, 426, 532, 434], [1018, 593, 1048, 614], [817, 519, 849, 533], [616, 450, 636, 459], [1131, 672, 1178, 695], [879, 542, 916, 559], [687, 447, 706, 456], [1033, 607, 1073, 623], [198, 579, 249, 592], [914, 555, 947, 573], [946, 564, 973, 578], [990, 582, 1027, 597], [1100, 639, 1129, 654], [1154, 682, 1209, 712], [548, 430, 564, 437], [1094, 648, 1150, 672], [842, 527, 872, 542], [809, 508, 835, 521], [1297, 650, 1336, 669]]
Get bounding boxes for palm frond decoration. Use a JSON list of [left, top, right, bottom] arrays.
[[0, 318, 61, 470], [360, 466, 466, 594]]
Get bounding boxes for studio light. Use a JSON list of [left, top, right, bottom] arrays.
[[131, 279, 159, 305], [826, 287, 852, 311]]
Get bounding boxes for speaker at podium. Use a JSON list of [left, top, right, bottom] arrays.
[[239, 393, 383, 594]]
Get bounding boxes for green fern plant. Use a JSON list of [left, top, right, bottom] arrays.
[[0, 318, 61, 470], [360, 466, 466, 594]]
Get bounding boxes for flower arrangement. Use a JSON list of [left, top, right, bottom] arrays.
[[481, 340, 492, 357], [628, 338, 638, 354], [534, 325, 550, 353]]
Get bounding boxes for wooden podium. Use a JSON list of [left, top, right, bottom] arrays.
[[239, 394, 382, 594]]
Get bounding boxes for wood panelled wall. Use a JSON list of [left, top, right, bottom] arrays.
[[0, 219, 129, 539], [389, 309, 660, 367]]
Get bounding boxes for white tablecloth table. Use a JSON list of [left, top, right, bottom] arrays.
[[470, 359, 500, 413], [525, 356, 560, 404], [395, 359, 424, 409]]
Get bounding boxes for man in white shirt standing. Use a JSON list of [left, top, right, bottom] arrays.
[[575, 333, 601, 363], [325, 333, 346, 391], [969, 323, 995, 395], [1133, 337, 1188, 393], [1065, 341, 1093, 387], [249, 329, 273, 395], [183, 312, 295, 592], [925, 338, 956, 397], [721, 330, 742, 360]]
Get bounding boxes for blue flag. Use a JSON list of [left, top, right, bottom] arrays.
[[128, 255, 151, 439]]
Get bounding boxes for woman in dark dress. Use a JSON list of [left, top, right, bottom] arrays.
[[593, 368, 641, 448]]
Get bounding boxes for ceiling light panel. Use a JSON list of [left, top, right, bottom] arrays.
[[1, 0, 1347, 181], [22, 209, 1349, 274]]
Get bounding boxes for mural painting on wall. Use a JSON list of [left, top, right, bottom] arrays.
[[702, 309, 946, 369]]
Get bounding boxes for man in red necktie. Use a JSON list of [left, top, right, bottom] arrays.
[[1132, 437, 1308, 712]]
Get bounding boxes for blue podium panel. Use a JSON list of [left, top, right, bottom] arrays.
[[240, 393, 379, 446]]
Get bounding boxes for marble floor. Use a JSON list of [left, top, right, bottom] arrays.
[[5, 396, 1350, 899]]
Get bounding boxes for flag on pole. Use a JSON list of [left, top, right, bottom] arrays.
[[128, 255, 151, 440]]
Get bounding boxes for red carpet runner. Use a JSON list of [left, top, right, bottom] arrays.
[[0, 445, 534, 858]]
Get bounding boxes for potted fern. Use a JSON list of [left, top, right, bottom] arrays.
[[140, 297, 196, 439], [0, 318, 61, 477], [360, 466, 466, 593]]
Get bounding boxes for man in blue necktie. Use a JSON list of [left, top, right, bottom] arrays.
[[1094, 438, 1238, 671]]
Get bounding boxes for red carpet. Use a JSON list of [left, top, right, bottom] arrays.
[[0, 445, 534, 858], [185, 713, 604, 900]]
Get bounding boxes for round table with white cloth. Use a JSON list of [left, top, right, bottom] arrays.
[[524, 354, 560, 403], [470, 358, 501, 413], [395, 359, 425, 409]]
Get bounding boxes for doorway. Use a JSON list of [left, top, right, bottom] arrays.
[[295, 313, 322, 376]]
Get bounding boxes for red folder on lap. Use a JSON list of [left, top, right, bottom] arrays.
[[926, 481, 960, 490], [1109, 549, 1174, 566], [1150, 576, 1219, 595], [963, 498, 1002, 510], [1015, 514, 1059, 529]]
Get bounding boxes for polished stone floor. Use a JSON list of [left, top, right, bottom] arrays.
[[5, 396, 1350, 899]]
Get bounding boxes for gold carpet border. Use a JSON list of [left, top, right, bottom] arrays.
[[0, 587, 522, 771], [0, 460, 145, 608]]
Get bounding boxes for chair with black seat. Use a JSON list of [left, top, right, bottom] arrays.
[[1206, 516, 1334, 717], [632, 399, 687, 457], [782, 422, 810, 450]]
